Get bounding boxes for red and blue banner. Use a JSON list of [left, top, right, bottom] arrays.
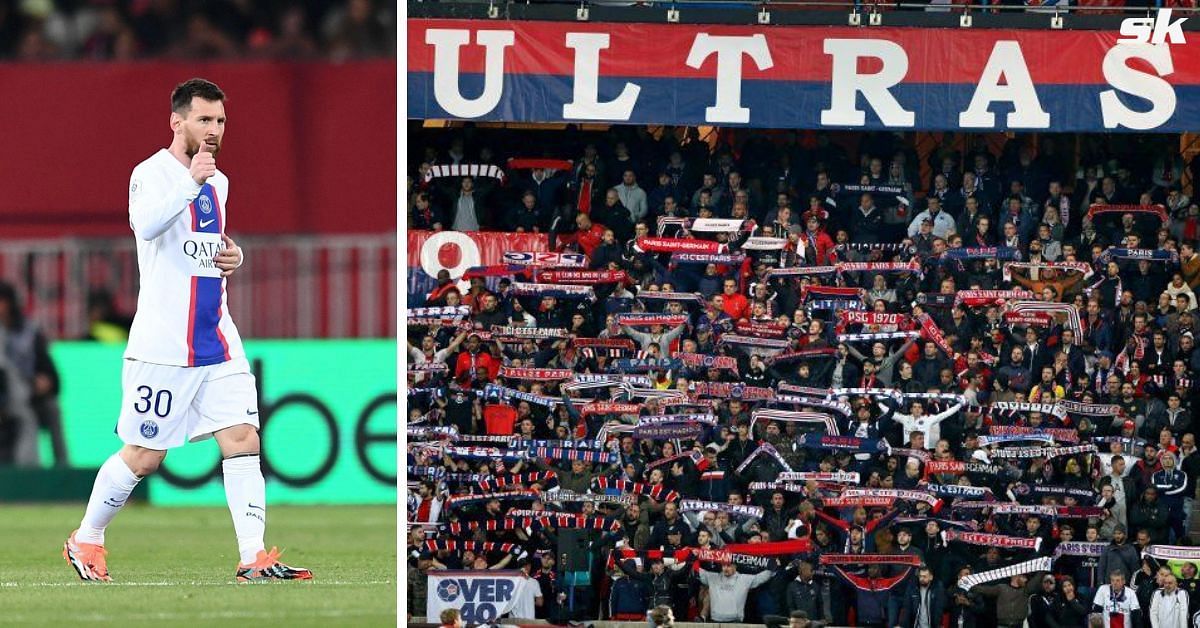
[[408, 17, 1200, 131]]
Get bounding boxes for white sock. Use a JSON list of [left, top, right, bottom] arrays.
[[77, 453, 142, 545], [222, 454, 267, 565]]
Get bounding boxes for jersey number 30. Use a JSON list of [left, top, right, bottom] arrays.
[[134, 386, 173, 418]]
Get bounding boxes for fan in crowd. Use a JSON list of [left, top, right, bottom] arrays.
[[406, 129, 1200, 627]]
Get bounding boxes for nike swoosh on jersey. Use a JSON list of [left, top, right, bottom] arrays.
[[246, 409, 259, 415], [199, 218, 215, 228]]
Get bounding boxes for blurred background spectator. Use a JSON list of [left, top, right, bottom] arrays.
[[0, 0, 395, 61]]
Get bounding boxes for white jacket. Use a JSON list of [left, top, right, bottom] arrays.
[[1151, 588, 1190, 628]]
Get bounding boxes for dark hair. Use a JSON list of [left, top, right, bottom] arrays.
[[171, 78, 225, 114]]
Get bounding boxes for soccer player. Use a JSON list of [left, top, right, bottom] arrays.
[[62, 78, 311, 583]]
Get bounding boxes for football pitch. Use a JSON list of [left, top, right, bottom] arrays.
[[0, 504, 397, 627]]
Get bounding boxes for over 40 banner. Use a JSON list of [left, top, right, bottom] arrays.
[[408, 17, 1200, 131]]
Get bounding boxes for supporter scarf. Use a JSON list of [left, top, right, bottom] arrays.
[[498, 366, 574, 380], [842, 488, 940, 508], [723, 539, 813, 556], [578, 402, 642, 418], [408, 465, 447, 479], [990, 402, 1069, 420], [410, 362, 450, 373], [752, 409, 838, 433], [989, 444, 1097, 459], [894, 517, 979, 530], [736, 320, 790, 338], [407, 306, 472, 325], [562, 378, 631, 395], [629, 388, 687, 403], [889, 447, 933, 462], [736, 442, 794, 474], [635, 236, 722, 254], [766, 265, 839, 278], [777, 383, 839, 398], [690, 382, 776, 401], [1056, 542, 1108, 557], [802, 285, 866, 303], [720, 334, 789, 353], [591, 478, 680, 503], [645, 450, 705, 473], [768, 348, 838, 365], [530, 447, 615, 464], [1058, 400, 1123, 418], [461, 265, 529, 279], [830, 567, 913, 592], [634, 424, 703, 440], [986, 425, 1080, 444], [638, 414, 718, 426], [749, 481, 808, 493], [1091, 436, 1146, 451], [424, 163, 506, 184], [802, 433, 890, 454], [917, 313, 956, 357], [613, 358, 682, 372], [741, 237, 788, 250], [690, 218, 746, 232], [611, 547, 693, 567], [457, 434, 522, 444], [477, 471, 558, 492], [448, 490, 541, 508], [1028, 485, 1096, 500], [1143, 546, 1200, 561], [959, 557, 1053, 590], [925, 484, 994, 499], [837, 260, 924, 278], [836, 311, 914, 333], [531, 515, 622, 531], [670, 252, 745, 266], [1002, 301, 1078, 335], [778, 471, 860, 483], [824, 496, 897, 508], [983, 503, 1057, 516], [832, 241, 913, 255], [943, 530, 1041, 551], [695, 548, 773, 569], [484, 384, 560, 408], [1086, 203, 1169, 223], [537, 269, 627, 284], [502, 251, 589, 268], [809, 298, 866, 312], [574, 338, 637, 350], [978, 434, 1055, 446], [634, 291, 705, 304], [680, 500, 764, 519], [774, 394, 853, 417], [1002, 261, 1094, 282], [830, 387, 903, 402], [676, 352, 739, 373], [616, 313, 688, 327], [1095, 247, 1179, 266], [513, 439, 602, 450], [954, 289, 1036, 308], [924, 460, 1003, 477], [509, 282, 594, 300], [444, 446, 528, 461], [1004, 311, 1053, 328], [407, 425, 459, 441], [545, 490, 634, 506], [839, 331, 920, 343], [424, 540, 518, 553], [821, 554, 923, 566], [506, 157, 573, 172], [915, 293, 956, 308], [940, 247, 1022, 263]]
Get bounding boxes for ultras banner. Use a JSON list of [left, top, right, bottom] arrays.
[[407, 18, 1200, 131]]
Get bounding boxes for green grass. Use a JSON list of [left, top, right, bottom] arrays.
[[0, 504, 396, 627]]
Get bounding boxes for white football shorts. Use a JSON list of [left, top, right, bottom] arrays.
[[116, 357, 260, 450]]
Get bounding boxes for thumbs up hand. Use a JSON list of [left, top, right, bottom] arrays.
[[190, 139, 217, 185]]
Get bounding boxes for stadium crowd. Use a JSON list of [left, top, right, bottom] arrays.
[[0, 0, 394, 61], [406, 127, 1200, 627]]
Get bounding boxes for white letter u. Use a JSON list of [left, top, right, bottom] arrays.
[[426, 29, 515, 118]]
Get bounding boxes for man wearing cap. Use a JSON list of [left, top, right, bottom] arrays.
[[908, 196, 956, 240]]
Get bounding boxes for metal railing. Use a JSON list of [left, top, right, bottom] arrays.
[[0, 235, 397, 341]]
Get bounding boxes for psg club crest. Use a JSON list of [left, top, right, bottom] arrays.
[[198, 195, 213, 215], [140, 420, 159, 439], [436, 579, 461, 602]]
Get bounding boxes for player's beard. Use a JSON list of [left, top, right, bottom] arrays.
[[186, 135, 221, 158]]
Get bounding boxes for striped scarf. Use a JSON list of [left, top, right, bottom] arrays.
[[680, 500, 764, 519], [838, 331, 920, 343], [990, 401, 1068, 419], [778, 471, 860, 483], [484, 384, 561, 408], [735, 442, 794, 474], [424, 540, 517, 553], [989, 444, 1097, 459], [509, 282, 594, 300], [1143, 545, 1200, 561], [841, 488, 940, 508], [752, 409, 839, 433], [592, 478, 680, 503], [477, 471, 558, 492], [638, 414, 718, 426], [943, 530, 1041, 551], [802, 433, 890, 454], [1002, 301, 1083, 334], [978, 434, 1055, 447], [959, 557, 1053, 590], [424, 163, 506, 183], [1001, 261, 1094, 281], [531, 447, 614, 464], [447, 490, 540, 508], [989, 425, 1080, 444]]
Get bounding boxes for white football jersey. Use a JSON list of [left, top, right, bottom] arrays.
[[124, 149, 245, 367]]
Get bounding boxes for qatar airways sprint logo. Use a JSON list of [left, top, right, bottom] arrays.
[[1118, 9, 1188, 45]]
